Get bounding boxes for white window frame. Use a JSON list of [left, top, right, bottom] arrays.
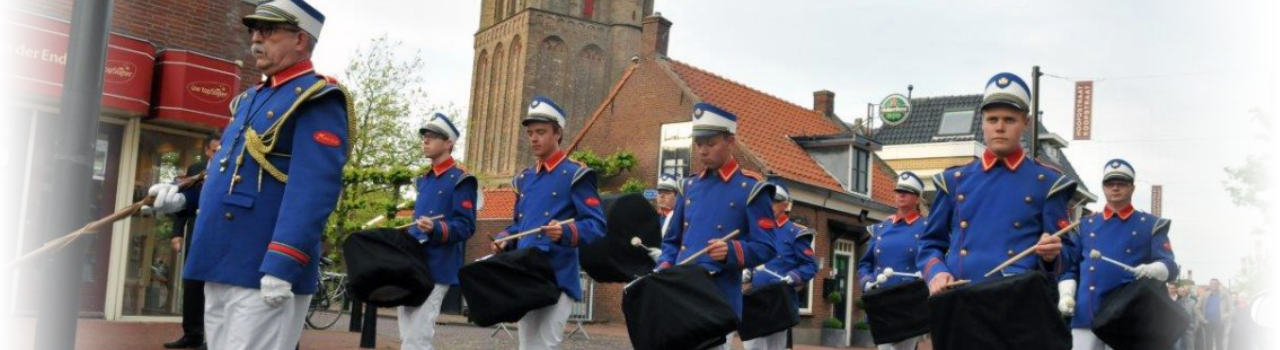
[[657, 122, 693, 182], [847, 145, 873, 197]]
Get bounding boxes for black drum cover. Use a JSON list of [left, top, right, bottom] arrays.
[[458, 249, 561, 327], [580, 193, 662, 283], [740, 282, 800, 340], [1092, 279, 1190, 350], [342, 228, 434, 307], [623, 264, 738, 350], [863, 280, 930, 344], [927, 271, 1070, 350]]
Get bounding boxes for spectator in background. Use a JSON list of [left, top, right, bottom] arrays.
[[1177, 285, 1199, 350], [163, 136, 218, 350], [1200, 279, 1232, 350]]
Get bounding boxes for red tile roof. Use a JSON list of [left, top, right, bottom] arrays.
[[668, 60, 848, 192], [478, 188, 516, 220]]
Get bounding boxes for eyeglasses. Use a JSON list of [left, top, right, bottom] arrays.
[[248, 23, 300, 36]]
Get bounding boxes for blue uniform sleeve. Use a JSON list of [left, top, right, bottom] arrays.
[[1151, 218, 1178, 282], [787, 233, 818, 286], [1059, 229, 1083, 282], [557, 170, 606, 247], [857, 227, 878, 290], [724, 184, 777, 269], [1039, 179, 1076, 278], [918, 174, 954, 282], [656, 196, 684, 269], [407, 177, 430, 241], [260, 93, 349, 284], [431, 176, 478, 245]]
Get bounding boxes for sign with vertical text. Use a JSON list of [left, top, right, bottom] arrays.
[[1151, 185, 1163, 216], [1074, 81, 1093, 140]]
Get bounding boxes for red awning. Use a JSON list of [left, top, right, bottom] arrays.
[[150, 50, 242, 129], [7, 11, 157, 116]]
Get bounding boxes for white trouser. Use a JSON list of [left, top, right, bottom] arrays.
[[709, 332, 738, 350], [1072, 329, 1112, 350], [877, 335, 921, 350], [517, 293, 574, 350], [397, 284, 450, 350], [743, 330, 787, 350], [204, 282, 311, 350]]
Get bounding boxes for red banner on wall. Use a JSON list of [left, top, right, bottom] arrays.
[[6, 12, 157, 116], [1074, 81, 1093, 140], [151, 50, 241, 129]]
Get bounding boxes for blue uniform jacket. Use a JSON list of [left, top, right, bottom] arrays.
[[658, 158, 778, 316], [498, 150, 606, 301], [917, 149, 1078, 284], [750, 216, 818, 307], [185, 60, 351, 294], [1063, 206, 1176, 328], [406, 157, 478, 286], [858, 212, 926, 291]]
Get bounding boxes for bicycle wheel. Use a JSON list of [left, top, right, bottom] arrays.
[[306, 276, 346, 330]]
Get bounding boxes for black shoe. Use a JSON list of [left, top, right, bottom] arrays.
[[163, 335, 204, 349]]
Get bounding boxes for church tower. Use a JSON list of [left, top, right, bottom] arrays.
[[466, 0, 655, 185]]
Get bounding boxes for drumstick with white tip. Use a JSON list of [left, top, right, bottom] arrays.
[[984, 220, 1082, 277], [395, 215, 444, 230], [1089, 249, 1136, 272], [678, 230, 741, 265], [881, 267, 923, 279], [492, 219, 578, 243]]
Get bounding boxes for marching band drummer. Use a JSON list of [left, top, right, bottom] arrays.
[[857, 172, 928, 350], [743, 182, 817, 350], [1058, 159, 1177, 350], [917, 72, 1079, 294], [396, 113, 479, 350], [655, 102, 778, 350], [490, 96, 607, 350]]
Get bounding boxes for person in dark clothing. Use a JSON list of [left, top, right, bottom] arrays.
[[1223, 291, 1254, 348], [164, 137, 219, 349]]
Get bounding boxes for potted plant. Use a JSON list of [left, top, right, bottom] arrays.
[[820, 291, 847, 347], [851, 320, 875, 348]]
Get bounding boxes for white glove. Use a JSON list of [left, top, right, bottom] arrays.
[[742, 270, 753, 283], [864, 281, 877, 291], [647, 248, 662, 262], [1058, 280, 1077, 316], [260, 275, 294, 308], [1133, 262, 1170, 281], [146, 183, 186, 214], [781, 274, 795, 285]]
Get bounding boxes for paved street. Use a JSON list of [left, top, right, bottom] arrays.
[[4, 314, 874, 350]]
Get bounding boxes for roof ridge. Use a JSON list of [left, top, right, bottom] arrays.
[[669, 59, 829, 125], [567, 64, 640, 153]]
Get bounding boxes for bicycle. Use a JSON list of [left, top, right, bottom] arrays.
[[306, 257, 349, 330]]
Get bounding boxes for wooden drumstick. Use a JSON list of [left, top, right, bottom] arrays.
[[1089, 249, 1136, 272], [492, 218, 577, 243], [630, 237, 653, 250], [983, 220, 1081, 277], [392, 215, 444, 230], [678, 230, 741, 265]]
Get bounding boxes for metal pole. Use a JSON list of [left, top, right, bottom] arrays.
[[1030, 66, 1042, 158], [35, 0, 115, 349]]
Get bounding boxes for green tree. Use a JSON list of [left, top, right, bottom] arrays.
[[1218, 105, 1280, 237], [1223, 255, 1274, 296]]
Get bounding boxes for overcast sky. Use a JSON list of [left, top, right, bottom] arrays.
[[304, 0, 1280, 285]]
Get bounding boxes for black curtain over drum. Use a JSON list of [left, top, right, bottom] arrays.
[[623, 265, 738, 350], [863, 280, 930, 344], [1092, 279, 1190, 350], [740, 282, 800, 340], [342, 228, 434, 307], [458, 249, 561, 327], [928, 271, 1070, 350], [579, 193, 662, 283]]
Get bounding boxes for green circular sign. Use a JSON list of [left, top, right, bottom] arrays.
[[879, 93, 912, 126]]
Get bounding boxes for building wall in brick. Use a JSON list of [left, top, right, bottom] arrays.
[[23, 0, 263, 92]]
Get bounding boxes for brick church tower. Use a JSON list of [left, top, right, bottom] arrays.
[[466, 0, 654, 184]]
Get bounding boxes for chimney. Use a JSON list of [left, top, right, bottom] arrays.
[[641, 12, 672, 56], [814, 90, 835, 116]]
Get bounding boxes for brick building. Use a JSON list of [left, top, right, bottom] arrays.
[[3, 0, 272, 321], [468, 13, 899, 347], [465, 0, 655, 185]]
